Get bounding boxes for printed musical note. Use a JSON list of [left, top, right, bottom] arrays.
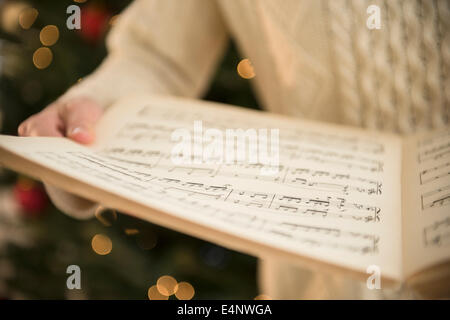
[[417, 130, 450, 211], [421, 185, 450, 210], [419, 162, 450, 185], [424, 217, 450, 247]]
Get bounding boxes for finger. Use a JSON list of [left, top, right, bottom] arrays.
[[18, 110, 64, 137], [60, 99, 103, 144]]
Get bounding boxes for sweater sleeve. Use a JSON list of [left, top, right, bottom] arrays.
[[59, 0, 228, 106], [47, 0, 228, 219]]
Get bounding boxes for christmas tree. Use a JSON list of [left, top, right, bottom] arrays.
[[0, 0, 261, 299]]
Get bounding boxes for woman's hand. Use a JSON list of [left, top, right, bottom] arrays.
[[18, 97, 103, 144], [17, 97, 104, 219]]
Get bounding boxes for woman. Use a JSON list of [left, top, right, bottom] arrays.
[[18, 0, 449, 299]]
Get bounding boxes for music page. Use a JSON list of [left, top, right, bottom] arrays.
[[0, 95, 404, 280], [402, 129, 450, 278]]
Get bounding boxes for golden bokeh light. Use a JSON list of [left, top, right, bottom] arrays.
[[40, 25, 59, 46], [254, 294, 272, 300], [175, 282, 195, 300], [1, 2, 28, 32], [91, 234, 112, 255], [73, 0, 87, 3], [124, 228, 139, 236], [19, 8, 38, 30], [148, 285, 169, 300], [157, 275, 178, 296], [32, 47, 53, 69], [94, 206, 117, 227], [237, 58, 255, 79]]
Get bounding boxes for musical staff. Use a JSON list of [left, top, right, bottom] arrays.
[[418, 129, 450, 163], [419, 162, 450, 185], [421, 185, 450, 210], [46, 150, 381, 223], [417, 129, 450, 211], [136, 104, 385, 155], [424, 217, 450, 247], [29, 149, 382, 255], [157, 181, 381, 223], [97, 148, 383, 196]]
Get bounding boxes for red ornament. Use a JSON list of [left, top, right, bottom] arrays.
[[13, 177, 48, 218], [79, 5, 111, 44]]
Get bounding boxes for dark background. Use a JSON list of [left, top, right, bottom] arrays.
[[0, 0, 261, 299]]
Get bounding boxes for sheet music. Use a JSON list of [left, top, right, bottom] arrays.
[[403, 129, 450, 278], [0, 95, 403, 279]]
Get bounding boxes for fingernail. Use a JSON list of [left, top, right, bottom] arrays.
[[69, 126, 94, 144], [70, 127, 84, 135]]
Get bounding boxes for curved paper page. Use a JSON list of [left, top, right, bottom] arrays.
[[0, 95, 403, 281]]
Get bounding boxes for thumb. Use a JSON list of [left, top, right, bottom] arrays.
[[61, 98, 104, 144]]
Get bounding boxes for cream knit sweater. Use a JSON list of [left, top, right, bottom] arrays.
[[50, 0, 450, 299]]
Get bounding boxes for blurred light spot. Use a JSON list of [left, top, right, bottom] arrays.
[[254, 294, 272, 300], [73, 0, 87, 3], [19, 8, 38, 30], [237, 58, 255, 79], [94, 206, 117, 227], [124, 228, 139, 236], [1, 3, 28, 32], [136, 231, 157, 250], [91, 234, 112, 255], [33, 47, 53, 69], [148, 285, 169, 300], [157, 275, 178, 296], [109, 15, 119, 26], [40, 25, 59, 46], [175, 282, 195, 300]]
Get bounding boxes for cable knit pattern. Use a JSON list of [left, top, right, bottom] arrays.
[[351, 0, 379, 129], [386, 1, 411, 132], [327, 0, 362, 126], [371, 0, 396, 130], [437, 0, 450, 124], [324, 0, 448, 133], [423, 0, 445, 128], [403, 0, 427, 129]]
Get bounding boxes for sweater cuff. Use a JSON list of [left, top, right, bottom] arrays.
[[44, 184, 97, 220]]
